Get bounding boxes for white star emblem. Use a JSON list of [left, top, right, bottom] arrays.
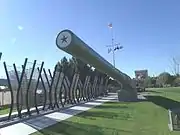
[[56, 31, 72, 48]]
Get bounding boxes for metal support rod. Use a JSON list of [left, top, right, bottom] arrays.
[[48, 69, 56, 110], [26, 60, 37, 116], [63, 76, 71, 104], [70, 74, 79, 104], [78, 79, 84, 101], [3, 62, 14, 120], [14, 64, 23, 112], [37, 67, 47, 111], [16, 58, 28, 118], [73, 74, 80, 103], [59, 82, 66, 107], [56, 63, 66, 107], [53, 70, 61, 109], [34, 62, 44, 114], [13, 64, 20, 83], [48, 69, 53, 79], [43, 68, 51, 106]]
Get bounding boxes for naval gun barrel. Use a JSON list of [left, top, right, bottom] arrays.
[[56, 29, 134, 92]]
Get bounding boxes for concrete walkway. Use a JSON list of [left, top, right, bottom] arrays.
[[0, 94, 117, 135]]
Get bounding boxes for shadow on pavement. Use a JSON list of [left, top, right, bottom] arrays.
[[24, 115, 58, 131]]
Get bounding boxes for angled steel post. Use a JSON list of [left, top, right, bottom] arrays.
[[3, 62, 14, 120], [34, 62, 44, 114], [48, 69, 56, 110], [53, 69, 61, 109], [16, 58, 28, 118], [26, 60, 37, 116], [37, 67, 47, 111]]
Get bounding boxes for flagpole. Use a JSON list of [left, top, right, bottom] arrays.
[[111, 26, 116, 67], [106, 23, 123, 68]]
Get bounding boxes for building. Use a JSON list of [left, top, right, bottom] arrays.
[[134, 70, 148, 91], [135, 70, 148, 80]]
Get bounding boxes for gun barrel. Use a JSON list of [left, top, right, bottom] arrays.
[[56, 29, 133, 91]]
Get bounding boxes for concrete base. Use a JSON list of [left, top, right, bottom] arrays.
[[168, 108, 180, 131], [117, 89, 137, 102]]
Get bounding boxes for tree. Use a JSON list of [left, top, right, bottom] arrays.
[[157, 72, 171, 87], [55, 62, 62, 72], [55, 57, 73, 80], [75, 58, 92, 82], [144, 76, 152, 88], [173, 77, 180, 87], [68, 58, 78, 80], [169, 57, 180, 76], [151, 77, 157, 87], [55, 56, 108, 85], [60, 57, 69, 73]]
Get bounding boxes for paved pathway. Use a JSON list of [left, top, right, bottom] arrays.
[[0, 94, 117, 135]]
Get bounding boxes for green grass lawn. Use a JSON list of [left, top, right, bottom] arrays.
[[0, 105, 11, 115], [0, 108, 10, 115], [0, 105, 17, 115], [32, 87, 180, 135]]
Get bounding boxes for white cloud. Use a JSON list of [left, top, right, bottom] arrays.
[[17, 25, 24, 31]]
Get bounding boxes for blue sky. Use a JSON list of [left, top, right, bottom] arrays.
[[0, 0, 180, 78]]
